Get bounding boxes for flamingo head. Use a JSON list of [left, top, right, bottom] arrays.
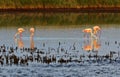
[[30, 28, 35, 33], [93, 26, 101, 31], [82, 28, 92, 33], [18, 28, 25, 33], [30, 28, 35, 37]]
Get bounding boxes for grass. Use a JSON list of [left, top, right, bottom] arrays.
[[0, 13, 120, 28], [0, 0, 120, 9]]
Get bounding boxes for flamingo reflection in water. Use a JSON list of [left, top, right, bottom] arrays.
[[14, 28, 25, 48], [83, 36, 101, 52], [30, 28, 35, 49]]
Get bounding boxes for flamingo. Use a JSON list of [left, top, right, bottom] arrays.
[[83, 27, 101, 52], [30, 28, 35, 49], [82, 28, 97, 39], [14, 28, 25, 38], [16, 38, 24, 48], [30, 27, 35, 37], [93, 26, 101, 37], [14, 28, 25, 48]]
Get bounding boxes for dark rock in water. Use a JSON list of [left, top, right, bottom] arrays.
[[115, 41, 117, 44], [15, 47, 18, 51], [96, 71, 100, 74], [104, 54, 109, 59], [0, 44, 120, 66], [58, 58, 67, 63], [52, 55, 56, 63], [39, 51, 44, 54], [43, 43, 45, 47]]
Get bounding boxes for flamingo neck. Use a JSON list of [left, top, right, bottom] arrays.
[[14, 32, 19, 38], [94, 31, 96, 35], [30, 33, 34, 37], [20, 33, 22, 37], [90, 31, 97, 39]]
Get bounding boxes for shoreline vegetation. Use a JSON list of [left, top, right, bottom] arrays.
[[0, 7, 120, 13], [0, 0, 120, 12], [0, 13, 120, 27]]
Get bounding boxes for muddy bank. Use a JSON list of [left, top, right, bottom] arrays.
[[0, 7, 120, 13]]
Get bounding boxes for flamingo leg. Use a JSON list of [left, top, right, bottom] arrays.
[[98, 30, 101, 38], [14, 32, 19, 38], [83, 33, 87, 39], [19, 33, 23, 41], [87, 33, 90, 39]]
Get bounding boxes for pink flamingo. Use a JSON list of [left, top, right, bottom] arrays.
[[83, 28, 97, 39], [14, 28, 25, 48], [30, 28, 35, 49], [93, 26, 101, 37], [14, 28, 25, 38], [30, 28, 35, 37]]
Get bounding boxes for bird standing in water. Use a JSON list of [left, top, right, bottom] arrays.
[[82, 28, 97, 39], [30, 28, 35, 37], [14, 28, 25, 48], [83, 26, 101, 39], [83, 26, 101, 52], [14, 28, 25, 38], [93, 26, 101, 37], [30, 28, 35, 49]]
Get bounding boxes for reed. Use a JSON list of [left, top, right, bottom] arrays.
[[0, 13, 120, 28], [0, 0, 120, 9]]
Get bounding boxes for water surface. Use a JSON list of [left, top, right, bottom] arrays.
[[0, 13, 120, 54], [0, 12, 120, 77]]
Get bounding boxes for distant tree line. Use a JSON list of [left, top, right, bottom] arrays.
[[0, 0, 120, 9]]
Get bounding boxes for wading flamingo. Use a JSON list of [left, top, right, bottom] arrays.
[[14, 28, 25, 38], [82, 26, 101, 51], [82, 28, 97, 39], [14, 28, 25, 48], [30, 28, 35, 37], [30, 28, 35, 49], [93, 26, 101, 37], [16, 37, 24, 48]]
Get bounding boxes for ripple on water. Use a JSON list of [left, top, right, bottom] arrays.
[[17, 69, 22, 74]]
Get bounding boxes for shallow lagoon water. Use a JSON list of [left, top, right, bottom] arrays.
[[0, 25, 120, 55], [0, 13, 120, 77]]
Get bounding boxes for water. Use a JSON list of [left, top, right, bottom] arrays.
[[0, 23, 120, 55], [0, 12, 120, 77]]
